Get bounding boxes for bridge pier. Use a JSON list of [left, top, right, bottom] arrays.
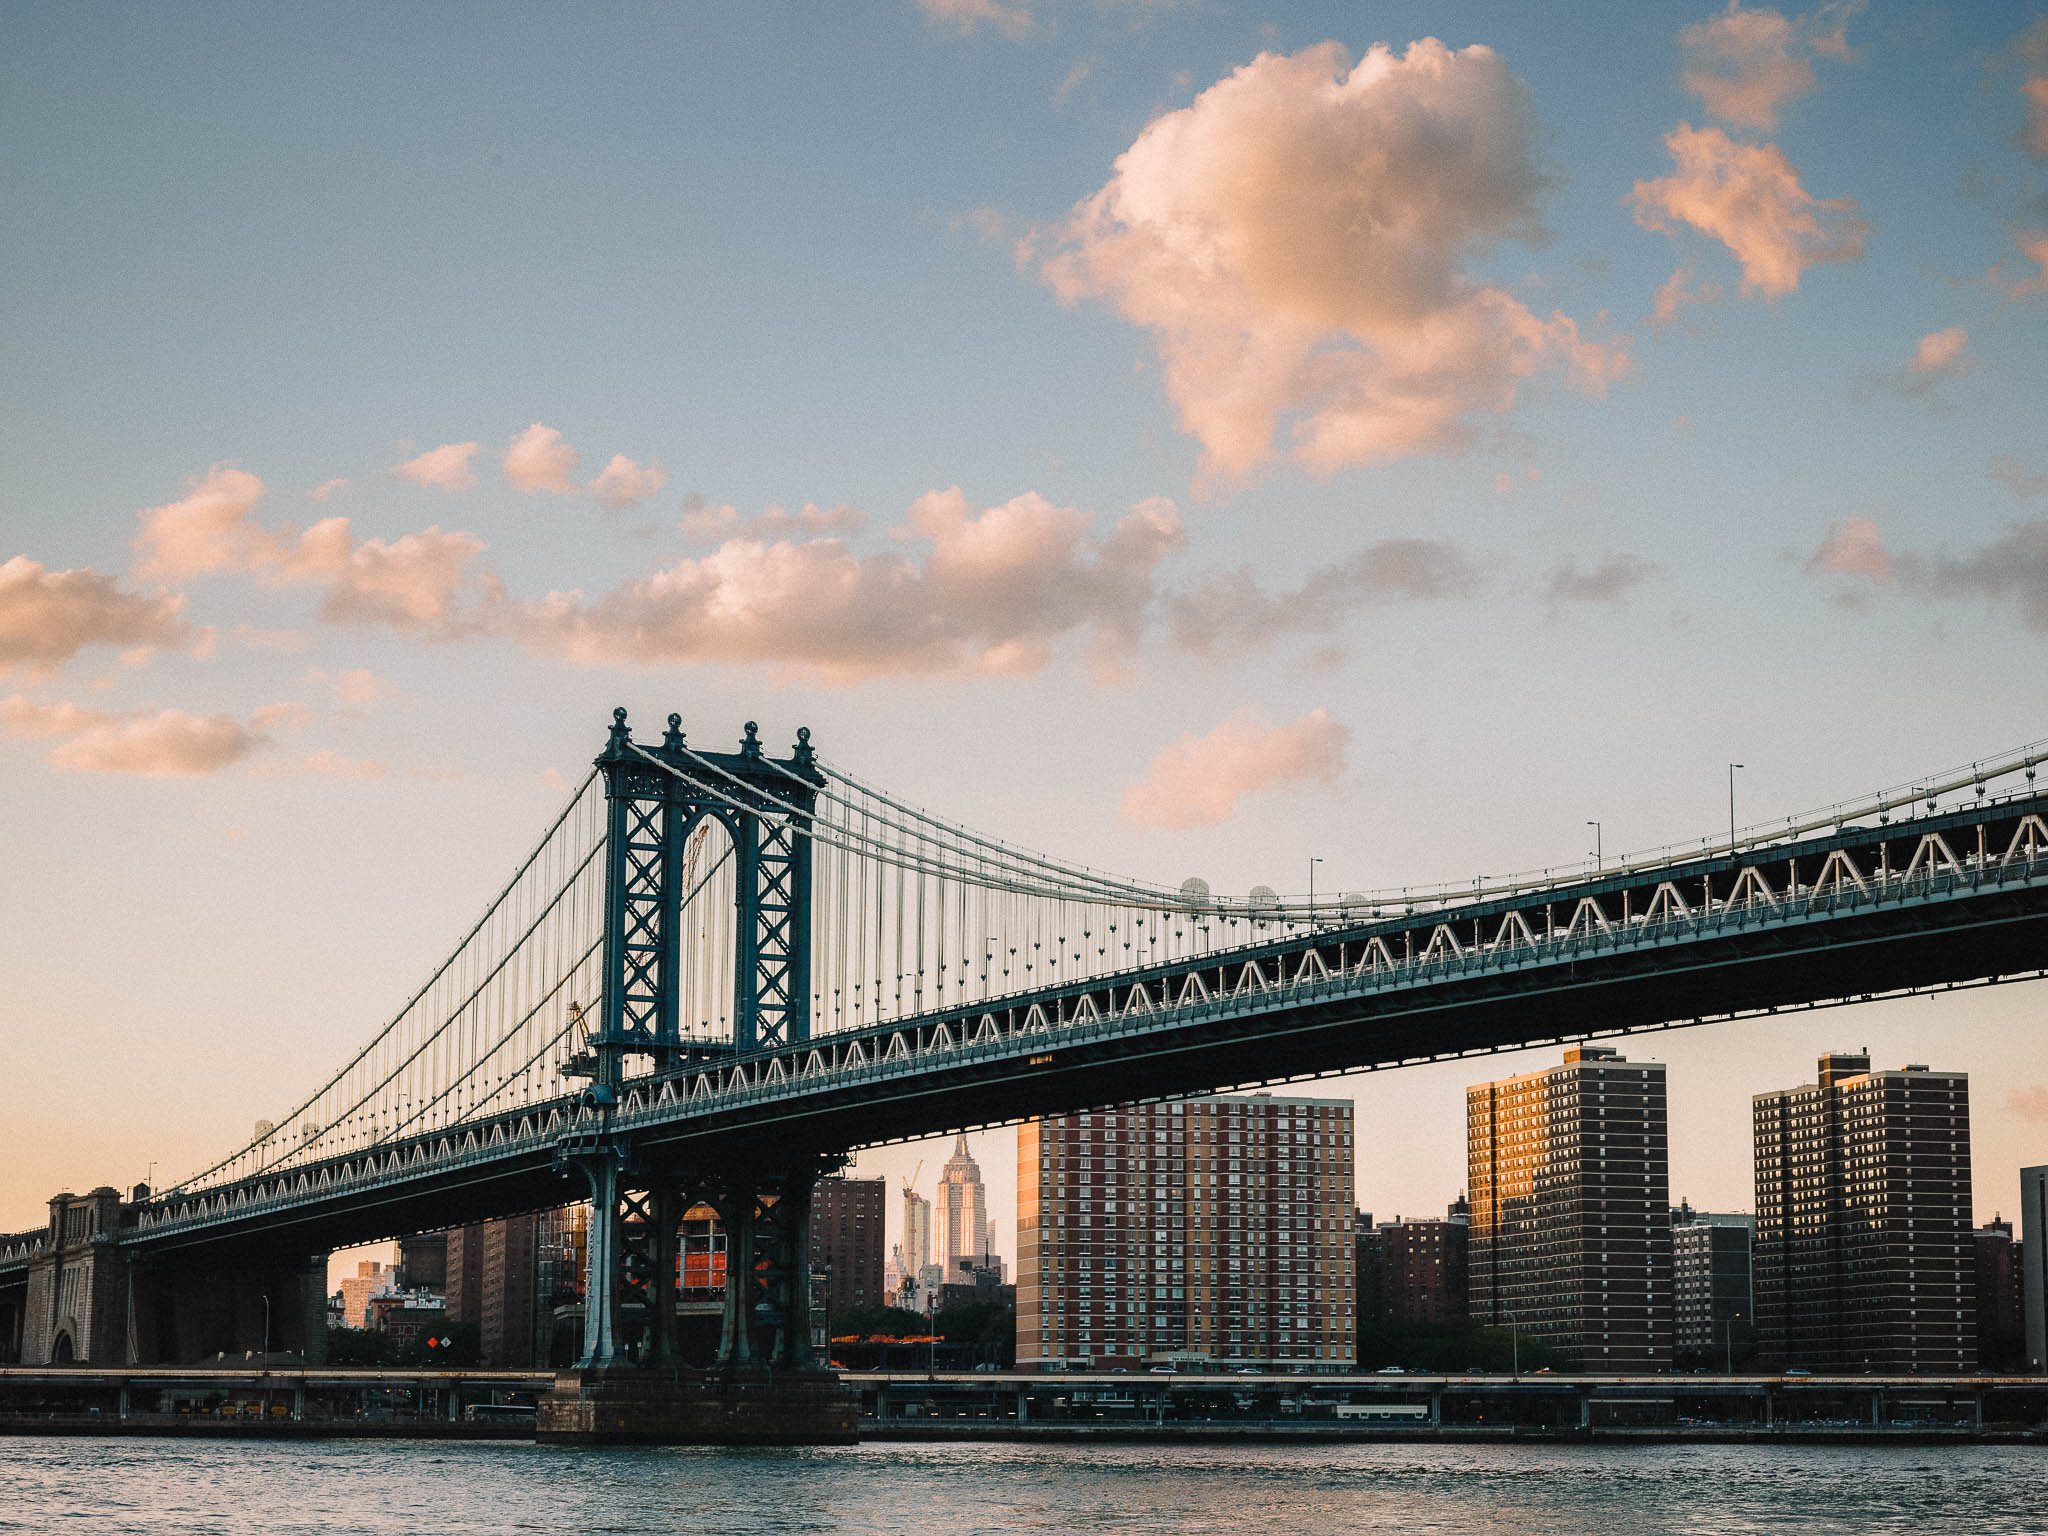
[[538, 1145, 853, 1445]]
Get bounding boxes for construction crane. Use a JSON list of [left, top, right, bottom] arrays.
[[901, 1158, 923, 1197]]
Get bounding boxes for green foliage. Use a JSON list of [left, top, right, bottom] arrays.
[[829, 1303, 932, 1340], [933, 1299, 1016, 1365], [1356, 1319, 1574, 1373]]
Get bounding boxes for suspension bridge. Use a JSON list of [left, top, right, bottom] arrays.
[[5, 708, 2047, 1439]]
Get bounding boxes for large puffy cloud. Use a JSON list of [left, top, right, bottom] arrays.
[[1632, 124, 1866, 297], [521, 488, 1184, 683], [0, 556, 188, 672], [1039, 40, 1626, 485], [393, 441, 481, 493], [45, 708, 267, 777], [1120, 709, 1348, 829], [588, 454, 669, 511], [1168, 539, 1480, 656], [503, 423, 581, 494], [132, 465, 501, 637]]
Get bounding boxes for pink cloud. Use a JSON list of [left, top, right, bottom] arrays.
[[521, 488, 1183, 684], [0, 693, 108, 739], [252, 747, 386, 781], [1989, 231, 2048, 299], [1632, 123, 1866, 297], [2010, 1083, 2048, 1125], [132, 466, 501, 638], [1121, 709, 1349, 829], [1680, 4, 1816, 130], [503, 423, 580, 494], [393, 441, 482, 493], [307, 478, 349, 502], [0, 556, 188, 673], [680, 497, 868, 542], [45, 708, 267, 777], [1039, 40, 1626, 486], [1807, 515, 1891, 584], [1652, 266, 1723, 328], [917, 0, 1032, 39], [588, 453, 669, 511], [1909, 326, 1970, 376], [2019, 20, 2048, 159]]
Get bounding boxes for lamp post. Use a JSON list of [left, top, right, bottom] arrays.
[[1587, 821, 1602, 870], [1729, 764, 1745, 850], [1307, 857, 1323, 926]]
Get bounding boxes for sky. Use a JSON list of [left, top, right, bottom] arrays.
[[5, 2, 2048, 1279]]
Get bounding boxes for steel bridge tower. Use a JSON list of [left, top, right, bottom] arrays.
[[543, 709, 854, 1442]]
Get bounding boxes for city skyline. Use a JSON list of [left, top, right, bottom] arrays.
[[7, 2, 2048, 1245]]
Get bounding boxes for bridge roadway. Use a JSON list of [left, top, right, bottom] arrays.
[[7, 785, 2048, 1273]]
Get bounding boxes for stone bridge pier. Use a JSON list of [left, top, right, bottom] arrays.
[[15, 1187, 325, 1366]]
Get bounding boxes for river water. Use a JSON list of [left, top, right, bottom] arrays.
[[1, 1439, 2043, 1535]]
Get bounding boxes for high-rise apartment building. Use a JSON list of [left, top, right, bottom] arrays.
[[811, 1176, 887, 1322], [1973, 1217, 2023, 1371], [2022, 1165, 2047, 1371], [1018, 1093, 1356, 1369], [1753, 1052, 1974, 1372], [902, 1187, 931, 1279], [1670, 1201, 1754, 1365], [933, 1135, 991, 1270], [1467, 1045, 1672, 1371], [1356, 1201, 1470, 1326]]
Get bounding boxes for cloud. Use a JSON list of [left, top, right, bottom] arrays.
[[1988, 230, 2048, 298], [1168, 538, 1481, 656], [2018, 19, 2048, 158], [393, 441, 482, 493], [680, 496, 869, 542], [250, 700, 315, 733], [1990, 457, 2048, 497], [1632, 124, 1866, 297], [1856, 326, 1973, 406], [1680, 4, 1814, 130], [917, 0, 1032, 39], [1039, 40, 1626, 486], [521, 487, 1184, 684], [2010, 1083, 2048, 1125], [1806, 515, 1891, 583], [45, 708, 267, 777], [1545, 553, 1658, 608], [308, 479, 349, 502], [502, 423, 581, 494], [1914, 522, 2048, 633], [132, 465, 502, 638], [1652, 266, 1723, 328], [1120, 708, 1349, 829], [0, 556, 188, 673], [588, 454, 670, 511], [0, 693, 108, 739], [303, 667, 403, 709]]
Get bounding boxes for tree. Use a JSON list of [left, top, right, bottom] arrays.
[[932, 1299, 1015, 1367], [828, 1303, 932, 1340]]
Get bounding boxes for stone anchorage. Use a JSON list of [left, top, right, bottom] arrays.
[[536, 1366, 858, 1446]]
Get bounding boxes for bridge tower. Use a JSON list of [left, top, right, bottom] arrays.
[[543, 709, 854, 1443]]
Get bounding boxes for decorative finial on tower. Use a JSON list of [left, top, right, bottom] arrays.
[[663, 713, 686, 751], [606, 707, 631, 752], [793, 725, 816, 773], [741, 720, 762, 761]]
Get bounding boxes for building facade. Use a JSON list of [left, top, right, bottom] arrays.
[[932, 1135, 990, 1272], [811, 1176, 887, 1322], [1670, 1202, 1754, 1365], [1973, 1218, 2024, 1371], [1018, 1093, 1356, 1370], [1357, 1202, 1470, 1326], [1467, 1045, 1672, 1371], [2023, 1165, 2047, 1372], [1753, 1053, 1975, 1372]]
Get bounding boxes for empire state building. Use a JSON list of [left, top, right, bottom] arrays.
[[933, 1133, 991, 1273]]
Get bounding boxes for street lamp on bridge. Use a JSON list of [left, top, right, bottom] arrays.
[[1729, 763, 1745, 850], [1587, 821, 1601, 870]]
